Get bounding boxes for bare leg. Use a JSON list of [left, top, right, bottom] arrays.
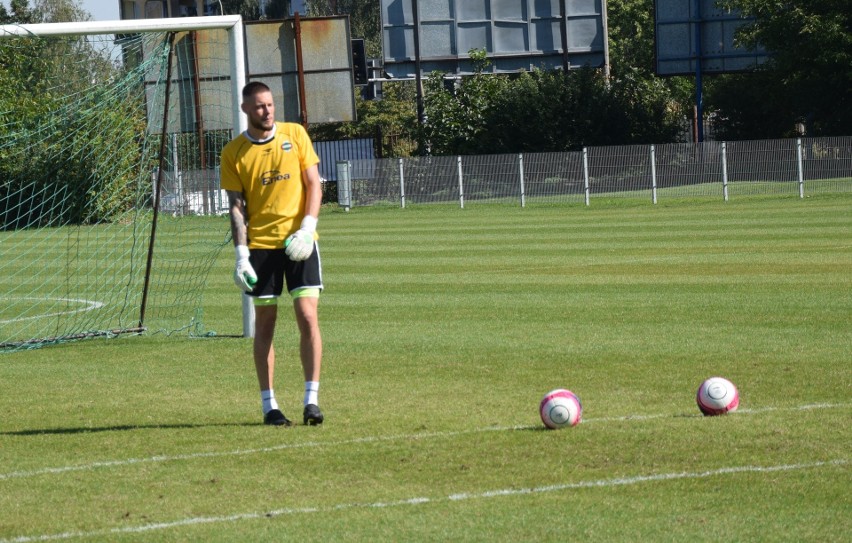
[[253, 304, 278, 391], [293, 296, 322, 382]]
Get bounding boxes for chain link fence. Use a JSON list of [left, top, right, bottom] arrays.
[[334, 136, 851, 209]]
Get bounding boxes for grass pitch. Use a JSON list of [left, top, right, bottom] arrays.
[[0, 196, 850, 542]]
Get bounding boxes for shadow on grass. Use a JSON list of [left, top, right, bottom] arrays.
[[1, 421, 259, 436]]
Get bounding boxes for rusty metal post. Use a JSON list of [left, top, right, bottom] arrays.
[[190, 31, 210, 213], [294, 12, 309, 127]]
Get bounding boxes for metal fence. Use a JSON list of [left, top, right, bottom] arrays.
[[335, 136, 852, 209]]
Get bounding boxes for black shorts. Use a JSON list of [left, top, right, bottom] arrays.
[[248, 244, 323, 298]]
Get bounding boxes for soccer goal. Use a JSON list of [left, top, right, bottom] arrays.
[[0, 16, 248, 352]]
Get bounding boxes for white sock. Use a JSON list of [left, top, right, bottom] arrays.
[[304, 381, 319, 406], [261, 389, 279, 415]]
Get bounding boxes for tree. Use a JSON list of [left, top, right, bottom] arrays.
[[0, 0, 39, 23], [606, 0, 693, 114], [33, 0, 90, 22], [709, 0, 851, 137], [421, 50, 511, 155], [0, 0, 147, 226], [421, 52, 683, 156]]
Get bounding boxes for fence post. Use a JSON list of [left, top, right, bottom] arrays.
[[457, 155, 465, 209], [721, 141, 729, 202], [518, 153, 526, 208], [335, 160, 352, 212], [398, 158, 406, 208], [242, 293, 255, 338], [650, 144, 658, 204], [796, 138, 805, 198], [583, 147, 590, 206]]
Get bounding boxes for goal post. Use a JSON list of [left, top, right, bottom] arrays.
[[0, 16, 252, 352]]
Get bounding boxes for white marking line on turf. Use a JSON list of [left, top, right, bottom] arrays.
[[1, 459, 847, 543], [0, 402, 848, 482], [0, 297, 104, 324]]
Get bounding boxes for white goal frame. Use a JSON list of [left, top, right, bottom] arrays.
[[0, 15, 255, 338]]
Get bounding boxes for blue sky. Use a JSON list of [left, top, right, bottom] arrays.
[[81, 1, 120, 21], [0, 1, 120, 21]]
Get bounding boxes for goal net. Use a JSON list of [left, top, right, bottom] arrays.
[[0, 16, 246, 352]]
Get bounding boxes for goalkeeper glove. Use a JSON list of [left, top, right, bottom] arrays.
[[233, 245, 257, 292], [284, 215, 317, 261]]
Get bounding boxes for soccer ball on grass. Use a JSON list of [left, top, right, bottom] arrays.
[[696, 377, 739, 416], [539, 389, 582, 429]]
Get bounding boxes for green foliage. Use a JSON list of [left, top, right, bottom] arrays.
[[422, 57, 683, 155], [710, 0, 851, 137], [33, 0, 90, 22], [0, 0, 39, 23], [421, 50, 510, 155], [604, 0, 695, 114], [0, 18, 155, 227], [606, 0, 656, 75], [221, 0, 257, 20], [308, 82, 420, 158]]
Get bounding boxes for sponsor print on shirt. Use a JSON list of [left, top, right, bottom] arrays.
[[261, 170, 291, 186]]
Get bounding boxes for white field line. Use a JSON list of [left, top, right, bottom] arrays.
[[0, 402, 848, 482], [1, 459, 847, 543], [0, 297, 104, 324]]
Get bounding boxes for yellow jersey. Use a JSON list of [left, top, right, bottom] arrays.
[[220, 122, 320, 249]]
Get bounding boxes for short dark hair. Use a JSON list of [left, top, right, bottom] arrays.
[[242, 81, 271, 99]]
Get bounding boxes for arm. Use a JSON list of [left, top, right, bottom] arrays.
[[226, 190, 249, 247], [301, 163, 323, 221], [227, 189, 256, 291], [284, 163, 322, 261]]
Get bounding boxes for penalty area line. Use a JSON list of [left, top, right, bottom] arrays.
[[0, 297, 104, 325], [0, 402, 849, 482], [1, 459, 847, 543]]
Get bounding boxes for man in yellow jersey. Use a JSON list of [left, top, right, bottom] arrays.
[[220, 81, 324, 426]]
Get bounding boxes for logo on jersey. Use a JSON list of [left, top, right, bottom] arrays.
[[261, 170, 291, 186], [281, 141, 292, 152]]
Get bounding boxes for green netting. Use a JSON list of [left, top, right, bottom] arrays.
[[0, 28, 234, 352]]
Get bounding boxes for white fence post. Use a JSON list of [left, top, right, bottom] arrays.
[[650, 144, 658, 204], [172, 133, 183, 214], [721, 142, 729, 202], [457, 155, 465, 209], [242, 293, 255, 338], [796, 138, 805, 198], [583, 147, 590, 206], [335, 160, 352, 212], [398, 158, 406, 208], [518, 153, 526, 208]]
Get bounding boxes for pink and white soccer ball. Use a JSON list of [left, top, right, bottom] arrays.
[[696, 377, 739, 416], [539, 389, 582, 429]]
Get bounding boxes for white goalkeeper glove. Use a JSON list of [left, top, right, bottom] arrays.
[[284, 215, 317, 261], [233, 245, 257, 292]]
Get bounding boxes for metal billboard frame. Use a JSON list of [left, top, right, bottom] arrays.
[[380, 0, 609, 78], [654, 0, 769, 142], [655, 0, 768, 76], [246, 15, 356, 125]]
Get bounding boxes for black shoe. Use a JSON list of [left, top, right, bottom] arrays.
[[263, 409, 292, 426], [303, 404, 324, 426]]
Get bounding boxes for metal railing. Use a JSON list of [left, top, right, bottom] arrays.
[[335, 136, 851, 209]]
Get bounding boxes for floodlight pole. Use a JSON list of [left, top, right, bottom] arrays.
[[559, 0, 569, 71], [694, 0, 705, 142], [411, 0, 425, 127], [294, 12, 310, 127]]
